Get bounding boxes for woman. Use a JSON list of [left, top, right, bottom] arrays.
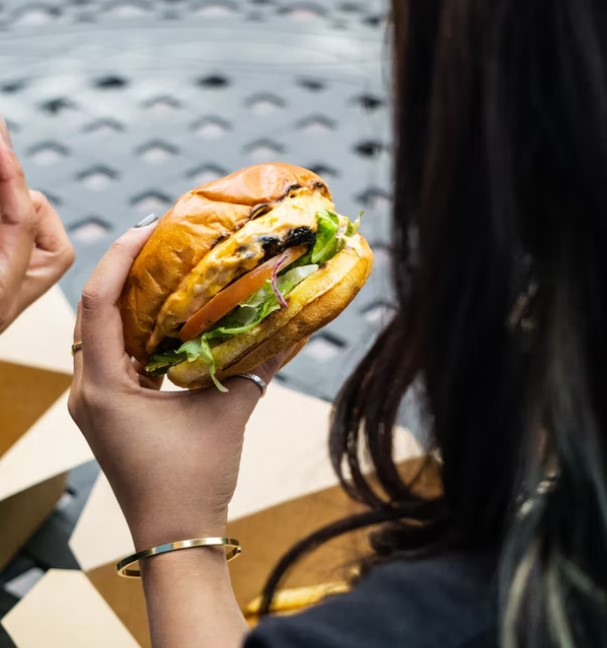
[[68, 0, 607, 647]]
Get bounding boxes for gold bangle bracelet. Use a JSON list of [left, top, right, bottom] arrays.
[[116, 537, 242, 578]]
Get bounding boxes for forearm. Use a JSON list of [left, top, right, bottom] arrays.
[[141, 548, 248, 648]]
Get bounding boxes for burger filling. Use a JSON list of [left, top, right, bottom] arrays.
[[147, 188, 334, 350], [146, 209, 361, 390]]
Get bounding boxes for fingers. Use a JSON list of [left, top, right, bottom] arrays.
[[80, 218, 159, 381], [18, 191, 75, 310], [0, 122, 74, 333], [219, 347, 295, 410], [194, 351, 290, 431], [0, 128, 37, 307], [0, 117, 13, 149], [30, 190, 75, 266]]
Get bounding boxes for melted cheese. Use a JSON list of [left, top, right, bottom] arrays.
[[148, 189, 334, 351]]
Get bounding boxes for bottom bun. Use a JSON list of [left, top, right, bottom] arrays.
[[168, 236, 373, 389]]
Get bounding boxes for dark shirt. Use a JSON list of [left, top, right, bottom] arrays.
[[244, 553, 498, 647]]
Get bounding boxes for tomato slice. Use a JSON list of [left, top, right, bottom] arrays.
[[179, 245, 307, 341]]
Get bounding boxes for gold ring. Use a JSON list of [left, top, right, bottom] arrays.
[[71, 341, 83, 356]]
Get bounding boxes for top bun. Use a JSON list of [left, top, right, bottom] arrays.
[[121, 163, 331, 362]]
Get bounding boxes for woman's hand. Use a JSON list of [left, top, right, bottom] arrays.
[[68, 219, 284, 550], [69, 220, 292, 647], [0, 117, 75, 332]]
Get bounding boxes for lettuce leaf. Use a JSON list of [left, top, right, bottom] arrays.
[[205, 299, 280, 339], [306, 209, 362, 264], [278, 264, 319, 294], [195, 336, 227, 392], [145, 265, 318, 380], [310, 210, 340, 264], [177, 338, 206, 361], [146, 337, 227, 391], [345, 213, 361, 237]]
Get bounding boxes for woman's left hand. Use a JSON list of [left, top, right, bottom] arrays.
[[0, 117, 75, 332], [68, 220, 284, 550]]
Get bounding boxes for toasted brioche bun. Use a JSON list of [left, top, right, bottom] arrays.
[[120, 162, 373, 390], [121, 163, 330, 363], [168, 236, 373, 389]]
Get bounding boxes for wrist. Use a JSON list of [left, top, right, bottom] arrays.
[[129, 514, 228, 552], [140, 543, 232, 582], [118, 536, 241, 578], [140, 541, 248, 647]]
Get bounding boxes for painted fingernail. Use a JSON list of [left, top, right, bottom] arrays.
[[134, 213, 158, 228], [0, 116, 13, 148]]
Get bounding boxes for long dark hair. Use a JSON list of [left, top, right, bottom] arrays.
[[262, 1, 607, 645]]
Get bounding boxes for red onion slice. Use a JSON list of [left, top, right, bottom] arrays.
[[271, 252, 289, 308]]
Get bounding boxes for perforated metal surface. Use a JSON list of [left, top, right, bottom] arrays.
[[0, 3, 394, 641]]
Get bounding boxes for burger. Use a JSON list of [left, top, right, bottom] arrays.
[[120, 163, 373, 390]]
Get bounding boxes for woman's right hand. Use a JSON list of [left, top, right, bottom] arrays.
[[0, 117, 75, 332]]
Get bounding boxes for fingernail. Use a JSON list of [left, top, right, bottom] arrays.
[[0, 116, 13, 148], [134, 213, 158, 228]]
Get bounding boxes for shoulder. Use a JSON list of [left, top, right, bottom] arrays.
[[244, 553, 498, 648]]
